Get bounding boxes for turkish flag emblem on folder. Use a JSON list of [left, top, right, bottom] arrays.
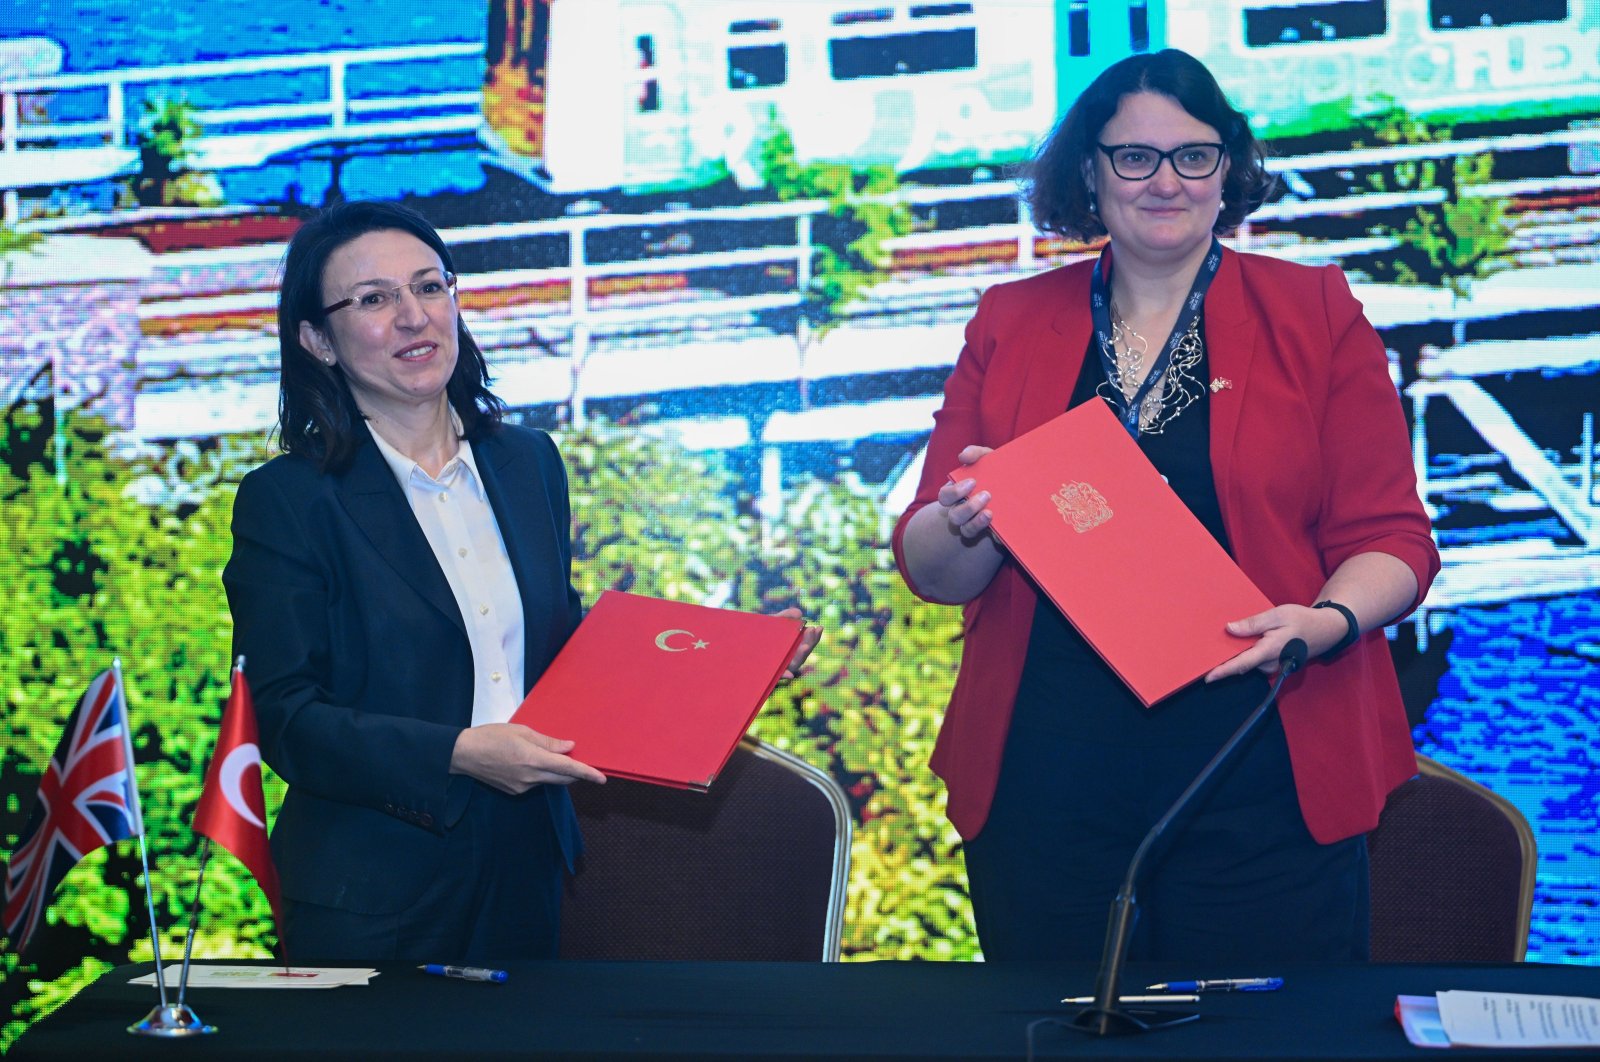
[[954, 399, 1273, 708], [511, 591, 804, 790]]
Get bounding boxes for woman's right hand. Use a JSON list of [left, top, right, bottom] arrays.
[[899, 443, 1006, 604], [449, 723, 607, 794], [935, 444, 996, 540]]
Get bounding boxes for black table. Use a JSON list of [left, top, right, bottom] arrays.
[[11, 959, 1599, 1060]]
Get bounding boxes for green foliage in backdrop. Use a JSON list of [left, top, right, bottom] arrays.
[[554, 416, 975, 959], [1354, 101, 1511, 297], [0, 396, 269, 1048], [0, 224, 43, 282], [130, 97, 223, 209], [758, 115, 914, 341], [1, 405, 972, 1050]]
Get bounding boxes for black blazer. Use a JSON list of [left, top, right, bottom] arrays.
[[223, 424, 583, 915]]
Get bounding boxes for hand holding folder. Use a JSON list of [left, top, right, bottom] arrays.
[[952, 400, 1273, 707], [512, 591, 807, 790]]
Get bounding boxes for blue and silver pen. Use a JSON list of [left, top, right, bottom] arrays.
[[419, 964, 508, 984], [1145, 977, 1282, 993]]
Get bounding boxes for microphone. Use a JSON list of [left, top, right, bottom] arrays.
[[1068, 638, 1308, 1037]]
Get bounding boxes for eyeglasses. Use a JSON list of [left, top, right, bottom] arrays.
[[1096, 142, 1225, 180], [322, 272, 457, 317]]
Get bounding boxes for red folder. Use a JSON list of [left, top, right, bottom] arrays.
[[511, 590, 803, 790], [953, 400, 1273, 707]]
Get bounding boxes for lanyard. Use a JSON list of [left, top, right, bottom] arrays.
[[1089, 239, 1223, 437]]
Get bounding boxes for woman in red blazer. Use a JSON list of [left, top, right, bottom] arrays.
[[893, 50, 1439, 962]]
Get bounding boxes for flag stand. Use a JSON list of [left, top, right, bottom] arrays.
[[127, 824, 213, 1036], [129, 834, 216, 1036], [118, 657, 215, 1038], [128, 1003, 215, 1038]]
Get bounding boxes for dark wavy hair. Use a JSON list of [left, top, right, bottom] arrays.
[[276, 199, 504, 473], [1024, 49, 1274, 241]]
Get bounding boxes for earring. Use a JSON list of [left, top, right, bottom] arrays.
[[1088, 192, 1098, 217]]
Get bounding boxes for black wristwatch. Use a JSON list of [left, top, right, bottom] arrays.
[[1312, 600, 1360, 660]]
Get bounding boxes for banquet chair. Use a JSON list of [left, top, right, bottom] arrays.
[[1367, 755, 1537, 962], [558, 737, 852, 961]]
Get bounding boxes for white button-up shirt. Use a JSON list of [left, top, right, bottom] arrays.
[[367, 421, 525, 728]]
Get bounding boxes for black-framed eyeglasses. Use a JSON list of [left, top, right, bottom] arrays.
[[322, 272, 458, 317], [1096, 142, 1225, 180]]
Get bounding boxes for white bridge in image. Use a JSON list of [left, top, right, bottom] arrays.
[[0, 41, 481, 221]]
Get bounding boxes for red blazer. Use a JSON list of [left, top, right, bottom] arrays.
[[892, 248, 1441, 845]]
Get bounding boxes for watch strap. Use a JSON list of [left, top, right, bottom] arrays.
[[1312, 600, 1360, 660]]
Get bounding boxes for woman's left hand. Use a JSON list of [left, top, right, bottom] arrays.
[[773, 607, 823, 680], [1204, 604, 1350, 682]]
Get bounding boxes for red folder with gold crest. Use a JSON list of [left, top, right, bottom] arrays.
[[510, 590, 804, 790], [953, 399, 1273, 708]]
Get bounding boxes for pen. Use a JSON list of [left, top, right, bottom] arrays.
[[419, 964, 508, 984], [1061, 993, 1201, 1005], [1144, 977, 1282, 993]]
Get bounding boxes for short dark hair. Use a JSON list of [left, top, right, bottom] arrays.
[[275, 199, 504, 473], [1024, 49, 1274, 241]]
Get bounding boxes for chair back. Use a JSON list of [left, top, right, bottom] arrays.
[[1368, 755, 1536, 962], [559, 738, 851, 961]]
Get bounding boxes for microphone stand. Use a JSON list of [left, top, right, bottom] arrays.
[[1068, 638, 1309, 1037]]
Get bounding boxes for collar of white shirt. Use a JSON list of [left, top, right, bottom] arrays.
[[364, 409, 486, 498]]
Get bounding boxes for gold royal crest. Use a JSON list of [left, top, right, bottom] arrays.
[[1052, 481, 1113, 533]]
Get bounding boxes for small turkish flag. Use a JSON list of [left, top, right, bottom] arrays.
[[193, 661, 282, 931]]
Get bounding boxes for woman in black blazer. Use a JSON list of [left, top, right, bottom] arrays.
[[224, 201, 608, 964]]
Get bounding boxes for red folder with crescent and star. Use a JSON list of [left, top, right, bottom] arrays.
[[953, 399, 1274, 708], [510, 590, 804, 790]]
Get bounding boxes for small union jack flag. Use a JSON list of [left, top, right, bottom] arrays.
[[3, 667, 144, 956]]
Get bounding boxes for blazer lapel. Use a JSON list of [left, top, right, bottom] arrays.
[[476, 433, 583, 869], [1204, 249, 1259, 509], [474, 432, 564, 681], [336, 437, 466, 636], [1018, 263, 1094, 436]]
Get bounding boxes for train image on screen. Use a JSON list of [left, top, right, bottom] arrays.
[[1171, 0, 1600, 139], [479, 0, 1143, 194], [479, 0, 1599, 197]]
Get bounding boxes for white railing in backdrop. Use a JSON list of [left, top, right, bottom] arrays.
[[0, 43, 481, 217]]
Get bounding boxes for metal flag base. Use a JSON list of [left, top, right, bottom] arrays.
[[1068, 1004, 1200, 1036], [128, 1002, 217, 1037]]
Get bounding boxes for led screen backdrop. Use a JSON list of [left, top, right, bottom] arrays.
[[2, 0, 1597, 1040]]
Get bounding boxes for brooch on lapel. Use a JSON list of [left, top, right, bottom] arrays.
[[1209, 377, 1233, 393]]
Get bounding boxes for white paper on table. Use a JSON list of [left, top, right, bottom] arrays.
[[1436, 990, 1600, 1048], [129, 965, 377, 989], [1395, 995, 1453, 1048]]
